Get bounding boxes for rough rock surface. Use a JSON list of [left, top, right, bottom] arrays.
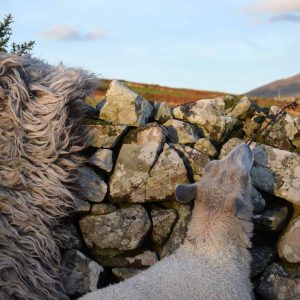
[[250, 246, 276, 277], [78, 167, 107, 203], [79, 205, 151, 251], [257, 263, 300, 300], [228, 96, 256, 119], [154, 102, 173, 123], [159, 201, 192, 258], [75, 199, 91, 213], [61, 224, 83, 250], [173, 96, 239, 142], [163, 119, 202, 144], [86, 122, 127, 148], [112, 267, 146, 281], [89, 149, 113, 172], [253, 205, 289, 231], [99, 80, 153, 126], [109, 124, 166, 202], [145, 144, 189, 201], [91, 203, 117, 215], [151, 207, 177, 245], [278, 215, 300, 263], [93, 250, 158, 268], [172, 144, 210, 181], [193, 138, 218, 158], [220, 138, 300, 205], [61, 250, 104, 297]]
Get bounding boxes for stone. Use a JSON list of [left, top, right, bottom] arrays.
[[163, 119, 202, 144], [173, 96, 239, 142], [145, 144, 189, 202], [109, 124, 166, 202], [253, 205, 289, 231], [93, 250, 158, 268], [91, 203, 117, 215], [89, 149, 113, 172], [150, 207, 177, 245], [85, 122, 127, 148], [250, 246, 276, 277], [60, 224, 83, 250], [79, 205, 151, 251], [256, 263, 300, 300], [154, 102, 173, 123], [250, 187, 266, 213], [242, 114, 264, 138], [278, 215, 300, 263], [159, 201, 192, 258], [78, 167, 107, 203], [220, 138, 300, 205], [61, 250, 105, 298], [99, 80, 153, 127], [193, 138, 218, 158], [75, 199, 91, 213], [172, 144, 210, 181], [112, 267, 146, 281], [228, 96, 256, 119]]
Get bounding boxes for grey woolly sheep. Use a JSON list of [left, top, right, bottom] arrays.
[[0, 54, 97, 299], [80, 143, 259, 300]]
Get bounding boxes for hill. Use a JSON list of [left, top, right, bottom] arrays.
[[247, 73, 300, 99]]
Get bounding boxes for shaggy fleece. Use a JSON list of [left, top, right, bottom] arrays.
[[0, 54, 97, 299]]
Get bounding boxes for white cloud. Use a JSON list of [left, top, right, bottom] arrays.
[[244, 0, 300, 23], [245, 0, 300, 15], [41, 25, 105, 41]]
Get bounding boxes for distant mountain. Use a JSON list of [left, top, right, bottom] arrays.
[[247, 73, 300, 98]]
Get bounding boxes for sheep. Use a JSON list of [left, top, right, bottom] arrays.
[[0, 54, 97, 299], [80, 143, 259, 300]]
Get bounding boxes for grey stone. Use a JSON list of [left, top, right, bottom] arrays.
[[60, 224, 83, 250], [79, 205, 151, 251], [256, 263, 300, 300], [193, 138, 218, 158], [253, 205, 289, 231], [278, 215, 300, 263], [154, 102, 173, 123], [93, 250, 158, 268], [228, 96, 256, 120], [250, 246, 276, 277], [91, 203, 117, 215], [220, 138, 300, 205], [163, 119, 202, 144], [172, 144, 210, 181], [85, 122, 127, 148], [159, 201, 192, 258], [151, 207, 177, 245], [145, 144, 189, 202], [78, 167, 107, 203], [75, 199, 91, 213], [61, 250, 104, 297], [173, 96, 239, 142], [89, 149, 113, 172], [250, 187, 266, 213], [109, 124, 166, 202], [99, 80, 153, 127], [112, 267, 146, 281]]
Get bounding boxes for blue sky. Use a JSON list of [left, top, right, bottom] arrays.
[[1, 0, 300, 93]]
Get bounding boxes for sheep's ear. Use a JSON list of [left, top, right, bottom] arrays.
[[175, 183, 197, 203]]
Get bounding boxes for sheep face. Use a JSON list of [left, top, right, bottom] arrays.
[[176, 143, 254, 220]]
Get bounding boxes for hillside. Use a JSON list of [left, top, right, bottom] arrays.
[[247, 73, 300, 98], [87, 79, 300, 116], [89, 79, 226, 107]]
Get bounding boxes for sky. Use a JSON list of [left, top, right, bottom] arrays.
[[1, 0, 300, 94]]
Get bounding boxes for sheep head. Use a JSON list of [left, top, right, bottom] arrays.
[[176, 143, 255, 221]]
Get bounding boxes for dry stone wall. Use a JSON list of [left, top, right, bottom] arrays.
[[61, 80, 300, 299]]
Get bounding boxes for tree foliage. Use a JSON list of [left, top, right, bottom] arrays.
[[0, 14, 35, 55]]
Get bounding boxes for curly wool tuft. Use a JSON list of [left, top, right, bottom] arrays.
[[0, 54, 98, 299]]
